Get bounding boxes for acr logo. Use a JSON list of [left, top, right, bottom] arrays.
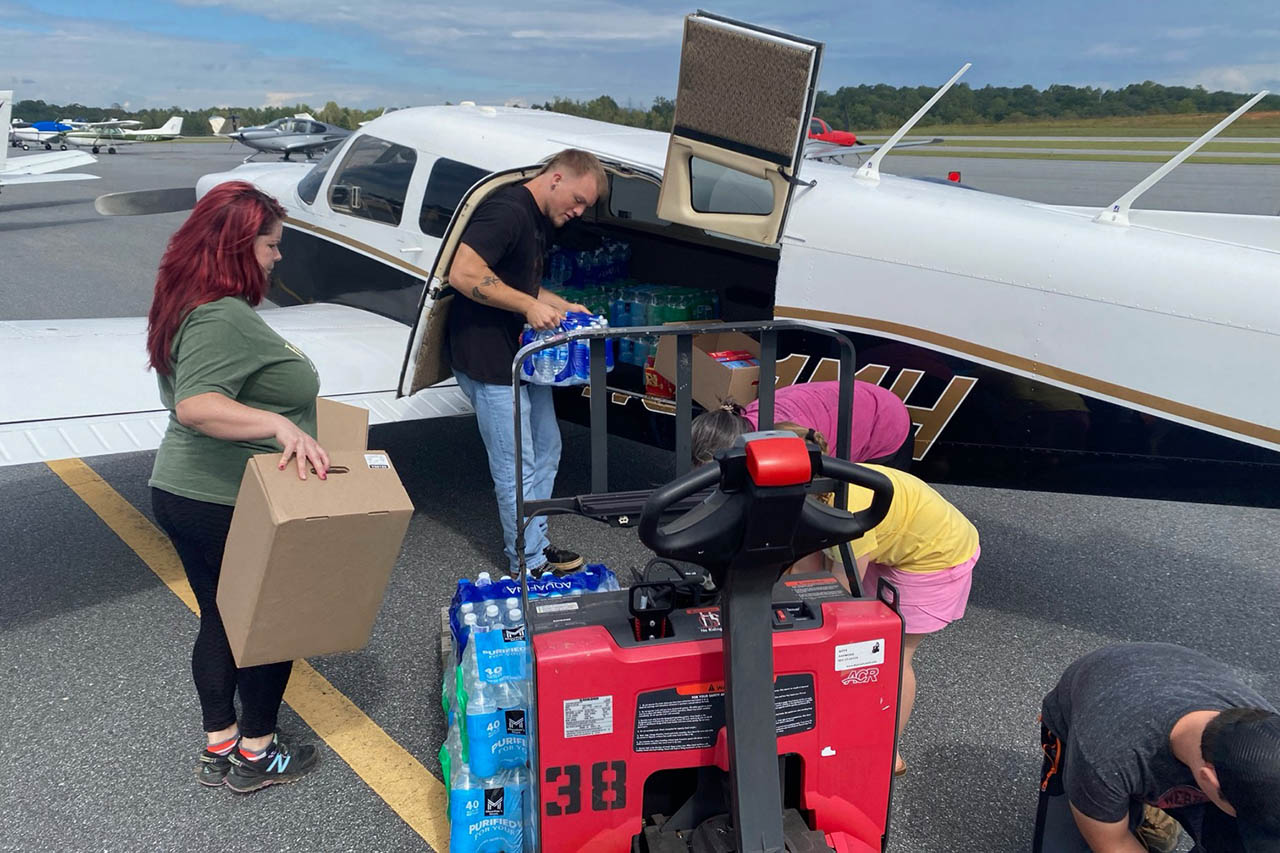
[[841, 667, 879, 686], [484, 787, 505, 816], [506, 709, 526, 735]]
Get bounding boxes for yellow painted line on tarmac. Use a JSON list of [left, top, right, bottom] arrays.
[[46, 457, 450, 851]]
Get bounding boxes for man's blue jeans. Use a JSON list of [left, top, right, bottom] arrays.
[[454, 369, 561, 573]]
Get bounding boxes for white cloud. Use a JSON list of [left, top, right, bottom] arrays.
[[1085, 43, 1139, 58], [1180, 63, 1280, 92]]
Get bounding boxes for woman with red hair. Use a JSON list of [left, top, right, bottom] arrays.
[[147, 181, 326, 793]]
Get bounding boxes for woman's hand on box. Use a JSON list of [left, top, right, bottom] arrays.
[[275, 417, 329, 480]]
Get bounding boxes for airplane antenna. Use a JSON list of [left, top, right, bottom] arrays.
[[1096, 90, 1269, 226], [857, 62, 971, 182]]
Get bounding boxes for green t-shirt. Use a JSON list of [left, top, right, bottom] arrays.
[[149, 297, 320, 505]]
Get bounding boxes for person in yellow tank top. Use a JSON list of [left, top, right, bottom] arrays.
[[783, 424, 981, 779]]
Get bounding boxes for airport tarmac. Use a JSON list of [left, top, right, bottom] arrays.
[[2, 144, 1278, 852]]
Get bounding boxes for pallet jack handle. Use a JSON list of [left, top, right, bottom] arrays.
[[637, 434, 894, 853]]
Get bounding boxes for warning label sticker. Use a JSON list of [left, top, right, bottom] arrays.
[[633, 674, 815, 752], [564, 696, 613, 739], [835, 638, 885, 671], [535, 601, 580, 614]]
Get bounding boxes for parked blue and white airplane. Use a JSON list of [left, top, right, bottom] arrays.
[[9, 119, 76, 150], [0, 93, 98, 193]]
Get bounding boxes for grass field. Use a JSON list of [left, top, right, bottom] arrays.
[[856, 111, 1280, 138], [880, 148, 1280, 165]]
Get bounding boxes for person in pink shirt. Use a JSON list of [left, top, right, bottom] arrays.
[[690, 380, 913, 468]]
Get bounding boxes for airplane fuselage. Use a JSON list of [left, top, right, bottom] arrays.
[[183, 104, 1280, 505]]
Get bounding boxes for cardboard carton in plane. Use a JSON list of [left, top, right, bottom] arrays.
[[653, 328, 762, 411], [216, 400, 412, 668]]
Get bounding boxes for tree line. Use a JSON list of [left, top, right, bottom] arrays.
[[11, 82, 1279, 135]]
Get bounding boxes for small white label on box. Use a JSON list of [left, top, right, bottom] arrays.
[[536, 601, 580, 614], [564, 696, 613, 739], [835, 638, 885, 671], [364, 453, 390, 469]]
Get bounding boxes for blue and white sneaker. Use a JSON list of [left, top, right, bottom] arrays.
[[225, 733, 318, 793]]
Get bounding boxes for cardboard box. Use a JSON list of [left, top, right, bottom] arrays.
[[315, 397, 369, 452], [643, 356, 676, 400], [216, 450, 414, 667], [653, 329, 761, 411]]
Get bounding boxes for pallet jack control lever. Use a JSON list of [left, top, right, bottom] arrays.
[[638, 431, 893, 588]]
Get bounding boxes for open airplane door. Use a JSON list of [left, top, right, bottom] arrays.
[[655, 12, 823, 245], [397, 166, 537, 397]]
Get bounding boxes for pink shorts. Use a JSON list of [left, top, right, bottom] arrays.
[[863, 545, 979, 635]]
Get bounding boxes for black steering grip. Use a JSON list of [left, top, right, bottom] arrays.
[[815, 456, 895, 540], [639, 464, 722, 553]]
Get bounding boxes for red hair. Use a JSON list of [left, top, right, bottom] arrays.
[[147, 181, 287, 374]]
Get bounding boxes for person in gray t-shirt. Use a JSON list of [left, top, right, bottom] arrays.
[[1034, 643, 1280, 853]]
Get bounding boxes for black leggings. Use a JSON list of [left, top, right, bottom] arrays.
[[152, 488, 293, 738]]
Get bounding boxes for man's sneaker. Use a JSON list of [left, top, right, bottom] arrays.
[[196, 747, 233, 787], [1135, 805, 1182, 853], [543, 545, 584, 573], [225, 733, 319, 793]]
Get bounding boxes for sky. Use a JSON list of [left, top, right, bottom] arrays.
[[3, 1, 1279, 110]]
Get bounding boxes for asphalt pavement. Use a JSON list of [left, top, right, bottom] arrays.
[[1, 142, 1277, 853]]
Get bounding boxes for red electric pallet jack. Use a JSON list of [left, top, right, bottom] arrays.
[[525, 433, 903, 852], [511, 320, 904, 852]]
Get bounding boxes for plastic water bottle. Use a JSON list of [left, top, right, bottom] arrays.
[[476, 571, 493, 592], [502, 764, 533, 852], [447, 749, 485, 853], [483, 603, 503, 629], [505, 597, 520, 614]]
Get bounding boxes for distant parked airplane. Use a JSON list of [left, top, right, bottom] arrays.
[[10, 119, 76, 150], [0, 93, 98, 193], [223, 114, 351, 162], [61, 116, 183, 154]]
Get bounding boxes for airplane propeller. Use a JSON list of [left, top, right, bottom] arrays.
[[94, 187, 196, 216]]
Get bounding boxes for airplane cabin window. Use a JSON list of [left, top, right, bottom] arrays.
[[328, 135, 417, 226], [809, 118, 822, 135], [608, 176, 668, 226], [298, 144, 342, 205], [419, 157, 490, 237], [689, 158, 774, 216]]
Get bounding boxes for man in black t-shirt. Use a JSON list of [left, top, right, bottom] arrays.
[[1034, 643, 1280, 853], [446, 149, 607, 575]]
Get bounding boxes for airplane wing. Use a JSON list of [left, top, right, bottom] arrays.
[[78, 119, 142, 128], [0, 304, 472, 466], [804, 137, 944, 163], [1, 149, 97, 176], [281, 137, 344, 156], [1, 172, 99, 186]]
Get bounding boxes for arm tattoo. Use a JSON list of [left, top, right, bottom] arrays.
[[471, 274, 499, 302]]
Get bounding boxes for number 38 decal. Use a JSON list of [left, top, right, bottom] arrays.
[[544, 761, 627, 816]]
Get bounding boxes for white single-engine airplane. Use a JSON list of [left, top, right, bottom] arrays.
[[62, 116, 183, 154], [0, 93, 98, 193], [5, 15, 1279, 507]]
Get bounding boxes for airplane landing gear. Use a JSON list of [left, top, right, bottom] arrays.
[[92, 146, 99, 154], [59, 143, 67, 151], [21, 143, 29, 150], [44, 142, 52, 150], [108, 147, 117, 154]]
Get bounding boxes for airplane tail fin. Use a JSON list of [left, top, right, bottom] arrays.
[[160, 116, 183, 135], [209, 116, 228, 135], [0, 91, 12, 173]]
